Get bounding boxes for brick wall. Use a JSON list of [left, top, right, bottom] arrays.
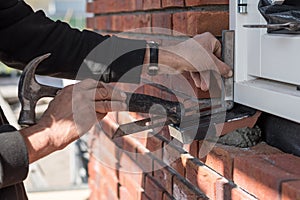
[[86, 1, 300, 200]]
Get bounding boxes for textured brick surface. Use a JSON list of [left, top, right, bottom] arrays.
[[185, 158, 223, 199], [199, 142, 283, 180], [186, 0, 229, 6], [231, 187, 257, 200], [173, 11, 229, 36], [162, 0, 184, 8], [234, 154, 300, 200], [281, 180, 300, 200]]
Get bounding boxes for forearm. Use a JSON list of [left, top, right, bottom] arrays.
[[0, 1, 146, 83]]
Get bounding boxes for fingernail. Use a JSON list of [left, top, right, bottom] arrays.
[[227, 70, 233, 77]]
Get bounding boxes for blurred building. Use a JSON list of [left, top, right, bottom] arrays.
[[27, 0, 86, 28]]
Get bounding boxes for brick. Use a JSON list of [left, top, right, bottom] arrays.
[[282, 180, 300, 200], [200, 142, 283, 180], [215, 178, 232, 200], [119, 151, 143, 173], [183, 140, 199, 158], [90, 131, 119, 168], [262, 154, 300, 176], [95, 16, 112, 31], [163, 192, 175, 200], [173, 11, 229, 36], [86, 2, 94, 12], [136, 145, 154, 172], [119, 169, 145, 199], [86, 17, 95, 29], [185, 158, 223, 199], [119, 186, 135, 200], [173, 175, 207, 199], [144, 0, 161, 10], [144, 175, 165, 199], [163, 141, 187, 176], [146, 134, 164, 159], [152, 13, 172, 35], [162, 0, 184, 7], [234, 154, 300, 200], [153, 160, 175, 194], [142, 193, 152, 200], [231, 187, 257, 200], [186, 0, 229, 6]]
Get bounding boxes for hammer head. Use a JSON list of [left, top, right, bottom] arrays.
[[18, 53, 60, 126]]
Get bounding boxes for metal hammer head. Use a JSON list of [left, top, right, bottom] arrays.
[[18, 53, 61, 126]]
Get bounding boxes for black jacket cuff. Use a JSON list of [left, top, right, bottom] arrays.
[[0, 130, 29, 188]]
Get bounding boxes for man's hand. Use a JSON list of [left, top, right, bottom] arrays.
[[156, 32, 233, 91], [20, 79, 127, 163]]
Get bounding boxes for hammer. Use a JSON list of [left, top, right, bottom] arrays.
[[18, 53, 60, 125], [18, 53, 181, 126]]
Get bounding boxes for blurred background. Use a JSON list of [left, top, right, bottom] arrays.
[[0, 0, 90, 199]]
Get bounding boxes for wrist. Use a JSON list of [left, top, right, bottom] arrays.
[[20, 125, 53, 163]]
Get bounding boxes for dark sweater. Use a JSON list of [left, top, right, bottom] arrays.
[[0, 0, 146, 199]]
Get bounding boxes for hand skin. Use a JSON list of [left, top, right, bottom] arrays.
[[20, 79, 128, 163], [144, 32, 233, 91]]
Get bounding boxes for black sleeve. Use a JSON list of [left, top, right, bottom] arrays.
[[0, 130, 29, 188], [0, 1, 146, 83]]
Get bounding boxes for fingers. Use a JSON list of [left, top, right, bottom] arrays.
[[199, 71, 210, 91], [95, 101, 127, 113], [190, 72, 201, 88], [211, 54, 233, 78], [94, 86, 127, 101], [212, 39, 222, 59], [190, 71, 210, 91]]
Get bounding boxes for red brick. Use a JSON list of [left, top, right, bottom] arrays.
[[90, 131, 119, 168], [144, 0, 161, 10], [119, 151, 143, 173], [152, 13, 172, 35], [119, 169, 144, 199], [153, 160, 175, 194], [215, 178, 232, 200], [163, 141, 186, 176], [185, 158, 223, 199], [95, 16, 112, 31], [282, 180, 300, 200], [200, 142, 283, 180], [234, 155, 300, 200], [162, 0, 184, 7], [173, 11, 229, 36], [146, 134, 164, 159], [173, 175, 207, 199], [119, 186, 135, 200], [86, 2, 94, 13], [122, 14, 151, 32], [86, 17, 95, 29], [136, 145, 154, 172], [231, 187, 257, 200], [186, 0, 229, 6], [263, 154, 300, 176], [163, 192, 174, 200], [183, 140, 199, 158], [142, 193, 152, 200], [144, 175, 165, 199], [111, 15, 123, 31]]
